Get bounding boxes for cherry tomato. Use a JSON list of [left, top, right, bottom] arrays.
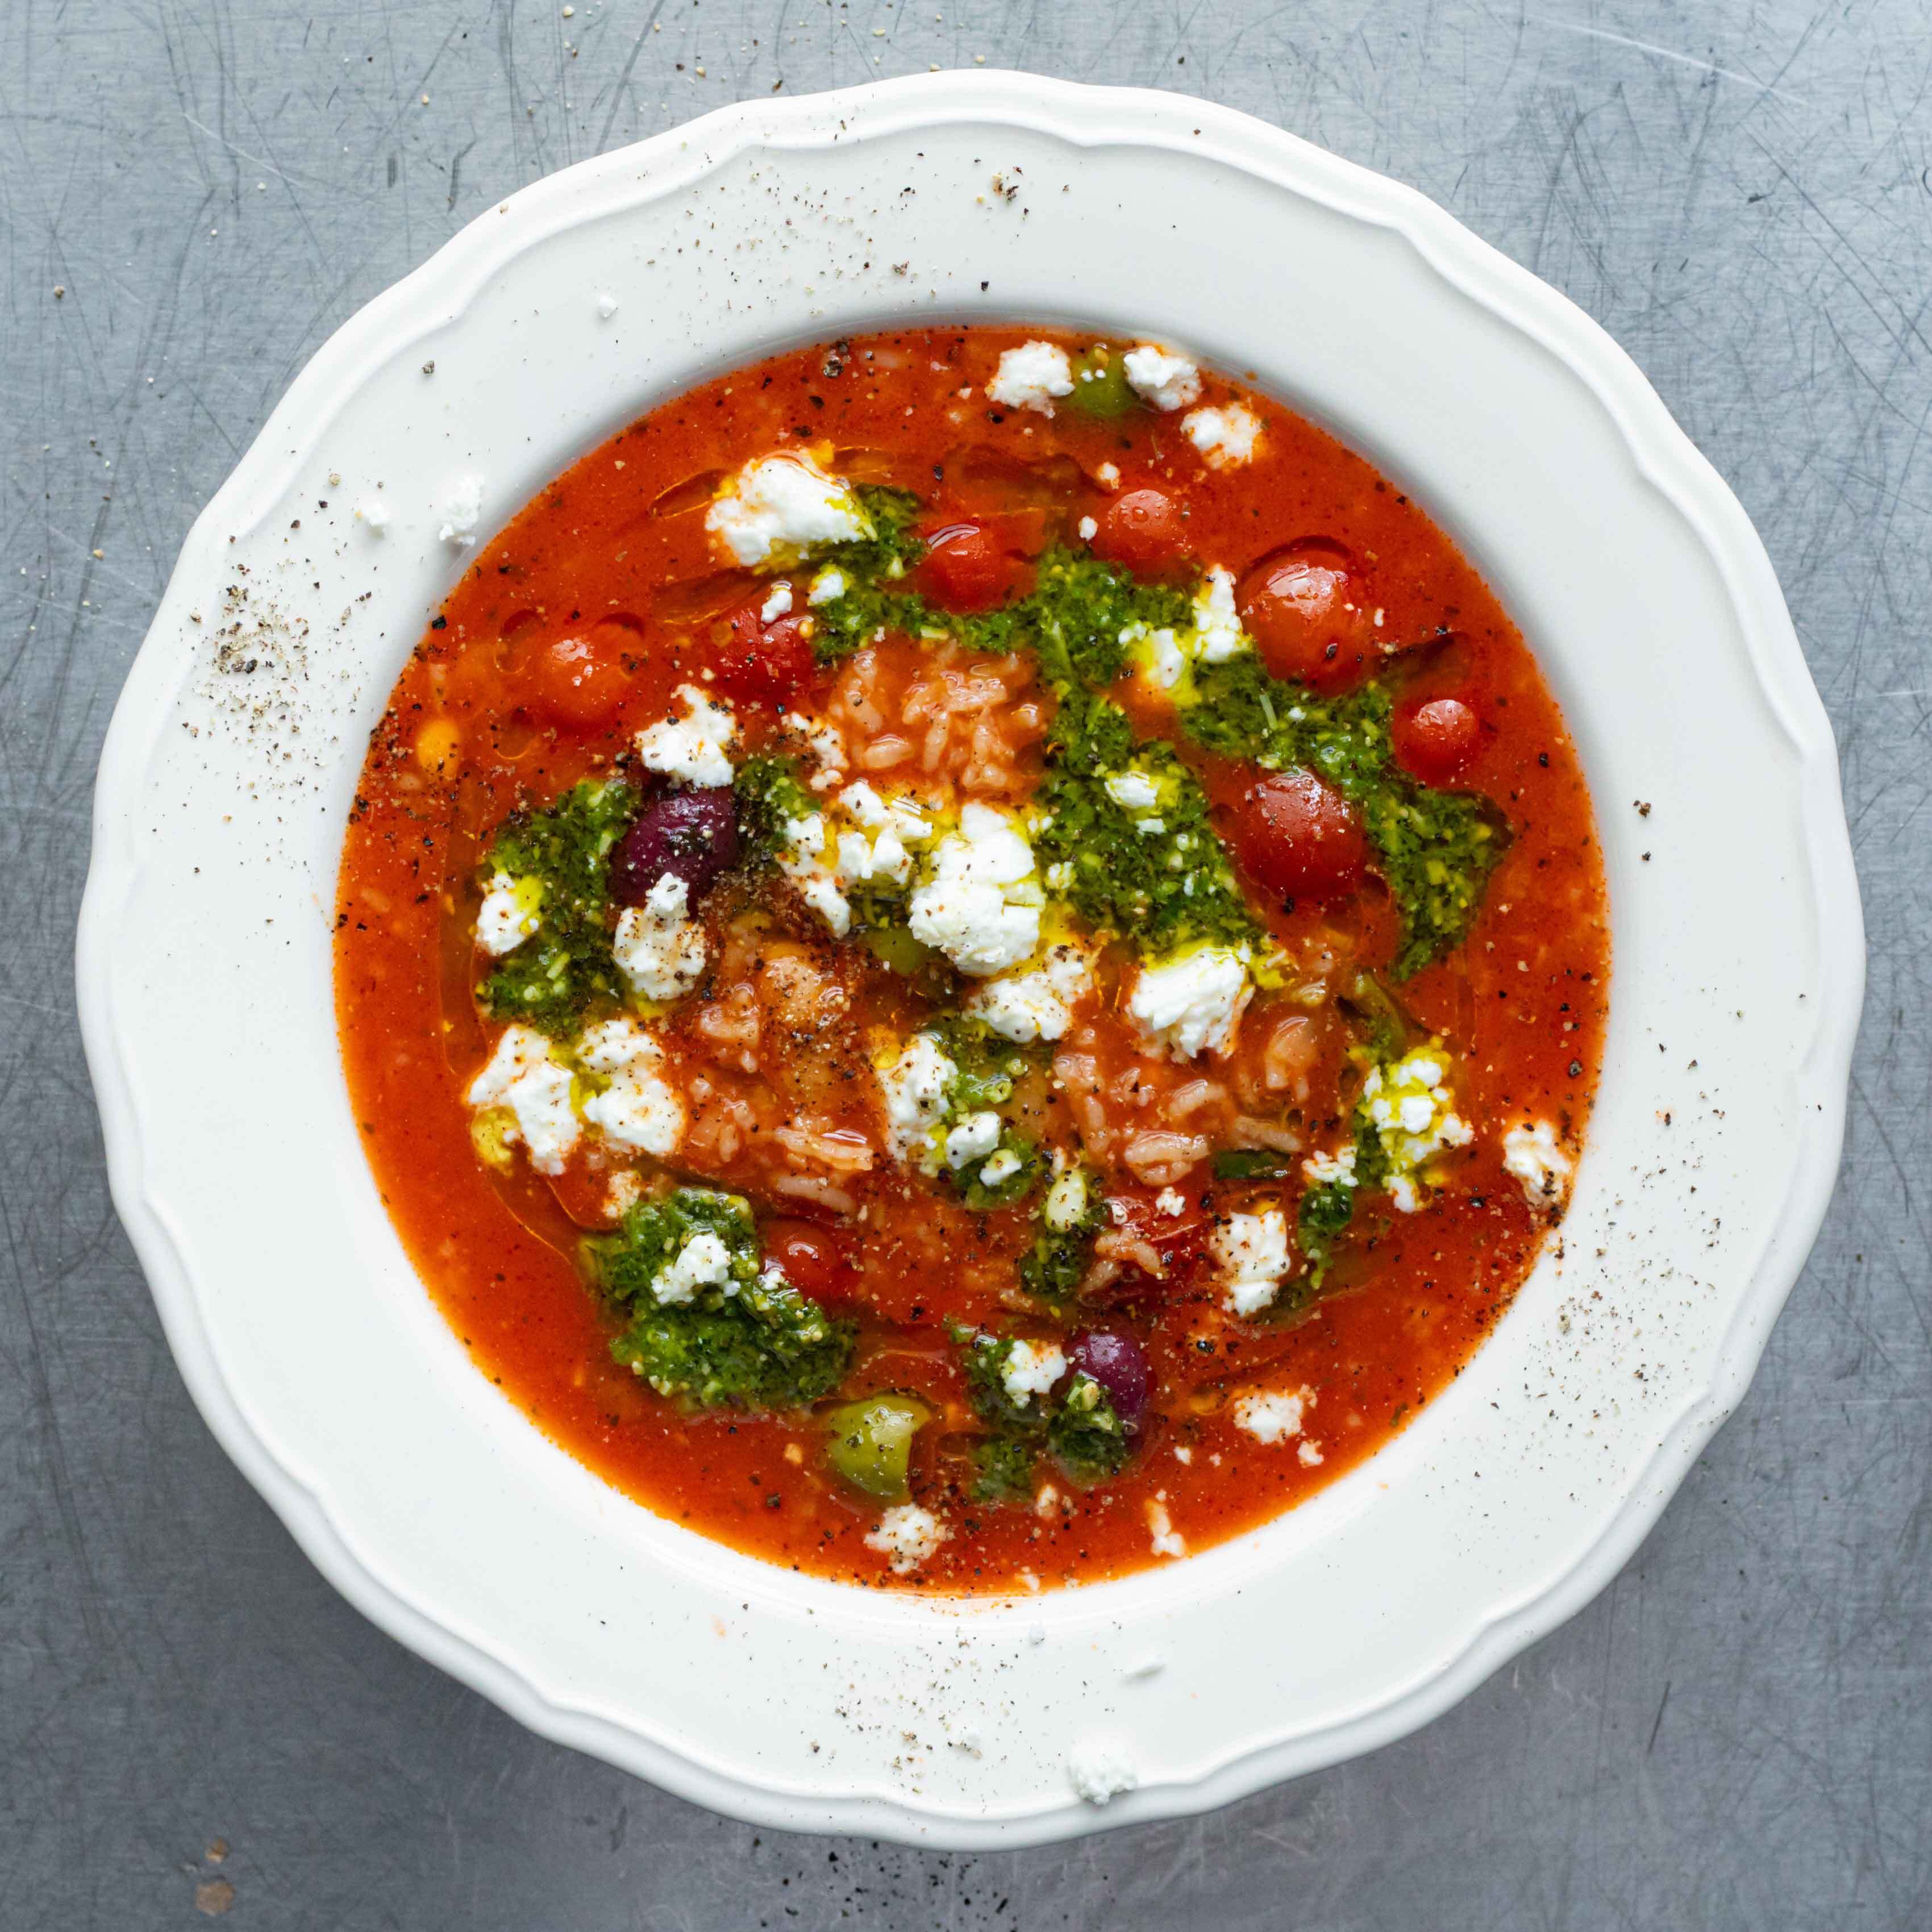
[[1234, 769, 1368, 901], [1090, 489, 1190, 574], [709, 596, 815, 705], [524, 626, 634, 727], [1392, 697, 1480, 782], [761, 1219, 857, 1301], [911, 520, 1025, 612], [1237, 539, 1371, 687]]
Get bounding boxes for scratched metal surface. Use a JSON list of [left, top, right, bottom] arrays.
[[3, 1, 1925, 1925]]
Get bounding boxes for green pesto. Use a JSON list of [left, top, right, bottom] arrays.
[[805, 486, 930, 661], [957, 1327, 1130, 1500], [1212, 1149, 1294, 1181], [1015, 1173, 1105, 1313], [477, 778, 639, 1036], [1186, 658, 1506, 977], [1034, 693, 1259, 957], [731, 753, 815, 864], [583, 1188, 855, 1410], [926, 1017, 1043, 1210], [1295, 1104, 1389, 1284]]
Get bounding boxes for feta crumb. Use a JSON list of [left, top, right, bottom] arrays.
[[475, 871, 542, 956], [1232, 1389, 1306, 1443], [807, 565, 848, 605], [1155, 1187, 1186, 1217], [437, 473, 486, 546], [1105, 769, 1161, 812], [964, 943, 1092, 1043], [987, 339, 1074, 414], [1123, 343, 1202, 411], [1001, 1338, 1067, 1407], [465, 1026, 580, 1175], [604, 1170, 644, 1218], [1122, 1651, 1167, 1681], [1181, 403, 1261, 469], [760, 582, 793, 624], [355, 497, 391, 534], [577, 1017, 685, 1156], [1191, 565, 1246, 662], [1129, 944, 1252, 1060], [612, 872, 707, 1002], [864, 1503, 948, 1573], [907, 802, 1043, 977], [1362, 1047, 1474, 1212], [1302, 1142, 1359, 1188], [595, 290, 619, 319], [1096, 461, 1121, 489], [649, 1228, 732, 1306], [944, 1110, 1002, 1169], [1146, 1497, 1187, 1559], [1503, 1119, 1574, 1209], [705, 450, 871, 569], [1078, 514, 1098, 542], [877, 1031, 959, 1170], [635, 684, 738, 788], [1212, 1206, 1291, 1317], [979, 1147, 1023, 1188], [1067, 1737, 1139, 1806], [1043, 1167, 1090, 1233], [1298, 1439, 1325, 1467]]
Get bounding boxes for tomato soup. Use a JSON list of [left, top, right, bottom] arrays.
[[335, 328, 1607, 1591]]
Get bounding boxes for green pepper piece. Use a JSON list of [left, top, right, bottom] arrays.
[[1211, 1150, 1293, 1181], [822, 1394, 931, 1500], [1063, 349, 1139, 419]]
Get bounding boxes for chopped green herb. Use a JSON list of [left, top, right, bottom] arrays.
[[1047, 1371, 1130, 1485], [477, 778, 639, 1035], [955, 1326, 1131, 1498], [1212, 1149, 1293, 1181], [732, 753, 816, 863], [1017, 1168, 1104, 1312], [584, 1188, 855, 1411]]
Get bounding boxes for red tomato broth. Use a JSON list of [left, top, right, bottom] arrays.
[[335, 328, 1608, 1591]]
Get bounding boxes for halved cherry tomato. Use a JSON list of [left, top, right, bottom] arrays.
[[762, 1218, 858, 1302], [524, 623, 635, 727], [709, 594, 815, 705], [1392, 697, 1480, 783], [1233, 769, 1368, 901], [909, 517, 1040, 612], [1237, 539, 1372, 688], [1090, 488, 1190, 575]]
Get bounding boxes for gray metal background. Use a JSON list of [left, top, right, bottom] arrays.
[[3, 2, 1925, 1926]]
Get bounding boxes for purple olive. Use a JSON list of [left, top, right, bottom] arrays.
[[611, 788, 740, 907], [1068, 1329, 1151, 1433]]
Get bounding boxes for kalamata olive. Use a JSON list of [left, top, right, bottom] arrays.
[[1068, 1329, 1151, 1431], [610, 788, 740, 906]]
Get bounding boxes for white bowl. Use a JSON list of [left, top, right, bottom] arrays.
[[77, 74, 1862, 1845]]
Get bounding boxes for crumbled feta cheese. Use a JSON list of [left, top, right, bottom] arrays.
[[650, 1229, 733, 1306], [1302, 1143, 1359, 1188], [1123, 344, 1202, 411], [1145, 1497, 1187, 1558], [1503, 1119, 1574, 1209], [877, 1031, 959, 1170], [1043, 1167, 1090, 1233], [577, 1018, 685, 1156], [1067, 1737, 1139, 1806], [1181, 403, 1261, 468], [612, 872, 708, 1001], [1155, 1187, 1186, 1217], [1129, 945, 1252, 1060], [1232, 1389, 1306, 1443], [475, 871, 542, 956], [907, 802, 1043, 977], [1191, 565, 1246, 662], [1298, 1440, 1325, 1467], [965, 943, 1093, 1043], [1001, 1338, 1067, 1407], [1096, 461, 1121, 489], [465, 1026, 580, 1176], [595, 290, 619, 319], [1078, 515, 1098, 542], [760, 582, 793, 624], [864, 1503, 948, 1573], [987, 340, 1074, 414], [705, 452, 871, 569], [807, 565, 848, 605], [1213, 1206, 1291, 1317], [437, 473, 486, 547], [979, 1147, 1023, 1188], [635, 685, 738, 788], [944, 1110, 1002, 1169], [356, 497, 390, 534], [1362, 1048, 1475, 1212], [1105, 769, 1162, 812], [604, 1170, 643, 1218]]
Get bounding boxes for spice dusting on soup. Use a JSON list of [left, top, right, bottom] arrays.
[[335, 330, 1607, 1590]]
